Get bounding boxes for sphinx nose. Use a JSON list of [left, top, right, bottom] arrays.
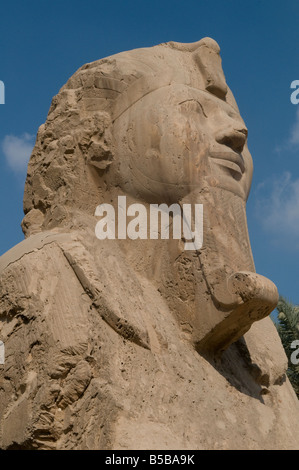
[[216, 127, 248, 154]]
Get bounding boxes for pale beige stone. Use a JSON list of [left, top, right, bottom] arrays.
[[0, 38, 298, 450]]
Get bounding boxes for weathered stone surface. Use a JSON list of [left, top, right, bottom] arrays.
[[0, 38, 299, 450]]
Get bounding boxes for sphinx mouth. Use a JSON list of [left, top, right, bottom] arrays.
[[209, 151, 245, 175]]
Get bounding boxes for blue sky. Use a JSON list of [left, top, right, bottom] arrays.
[[1, 0, 299, 309]]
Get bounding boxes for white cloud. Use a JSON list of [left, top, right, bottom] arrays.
[[2, 133, 35, 173], [255, 172, 299, 248]]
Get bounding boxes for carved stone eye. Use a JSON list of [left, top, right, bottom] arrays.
[[179, 99, 207, 117]]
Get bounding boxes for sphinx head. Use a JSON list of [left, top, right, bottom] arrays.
[[22, 37, 253, 234], [110, 37, 253, 204]]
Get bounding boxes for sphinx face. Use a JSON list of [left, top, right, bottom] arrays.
[[113, 83, 253, 202], [109, 76, 277, 353]]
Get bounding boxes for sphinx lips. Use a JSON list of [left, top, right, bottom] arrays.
[[210, 151, 245, 175]]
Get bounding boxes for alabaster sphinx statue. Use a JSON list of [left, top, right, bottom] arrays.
[[0, 38, 299, 450]]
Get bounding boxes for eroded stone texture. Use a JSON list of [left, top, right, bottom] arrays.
[[0, 38, 299, 450]]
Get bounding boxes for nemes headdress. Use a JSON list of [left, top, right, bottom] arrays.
[[60, 37, 239, 121], [23, 38, 238, 235]]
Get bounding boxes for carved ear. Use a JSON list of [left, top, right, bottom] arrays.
[[78, 112, 115, 170]]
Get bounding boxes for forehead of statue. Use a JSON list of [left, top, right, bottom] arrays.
[[115, 83, 241, 121]]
